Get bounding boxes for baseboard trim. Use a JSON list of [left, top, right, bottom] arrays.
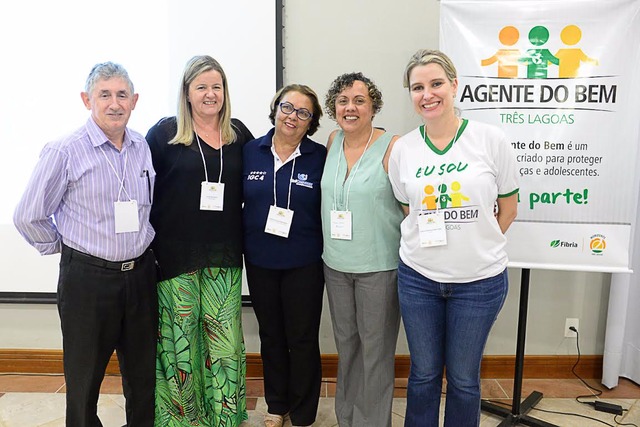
[[0, 350, 602, 379]]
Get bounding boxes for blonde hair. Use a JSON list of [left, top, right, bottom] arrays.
[[170, 55, 236, 145], [403, 49, 458, 88]]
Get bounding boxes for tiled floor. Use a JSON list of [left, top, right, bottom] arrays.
[[1, 374, 639, 426]]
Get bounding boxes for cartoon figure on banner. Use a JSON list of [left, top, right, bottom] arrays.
[[555, 25, 599, 78], [519, 25, 559, 78], [481, 25, 521, 78]]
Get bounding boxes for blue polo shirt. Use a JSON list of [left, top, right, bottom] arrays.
[[243, 128, 326, 269]]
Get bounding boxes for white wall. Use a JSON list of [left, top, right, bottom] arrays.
[[0, 0, 275, 294], [0, 0, 611, 357]]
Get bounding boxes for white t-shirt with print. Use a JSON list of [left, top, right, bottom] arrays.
[[388, 119, 518, 283]]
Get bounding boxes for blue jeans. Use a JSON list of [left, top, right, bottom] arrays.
[[398, 261, 508, 427]]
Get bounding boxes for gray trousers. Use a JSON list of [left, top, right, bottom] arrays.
[[324, 264, 401, 427]]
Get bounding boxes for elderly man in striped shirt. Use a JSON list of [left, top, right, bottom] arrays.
[[14, 62, 157, 427]]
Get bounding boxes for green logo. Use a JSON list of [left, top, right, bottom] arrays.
[[550, 240, 560, 248]]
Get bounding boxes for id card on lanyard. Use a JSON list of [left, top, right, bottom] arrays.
[[329, 128, 373, 240], [200, 182, 225, 211], [265, 155, 297, 238], [330, 210, 352, 240], [414, 119, 463, 247], [195, 131, 225, 211], [265, 205, 294, 238], [115, 200, 140, 233], [417, 211, 446, 247], [100, 145, 140, 234]]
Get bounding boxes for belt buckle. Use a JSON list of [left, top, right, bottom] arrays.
[[121, 261, 135, 271]]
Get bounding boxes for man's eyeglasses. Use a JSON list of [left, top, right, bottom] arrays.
[[279, 102, 313, 121]]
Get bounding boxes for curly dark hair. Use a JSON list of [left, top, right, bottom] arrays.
[[324, 72, 383, 120], [268, 84, 323, 136]]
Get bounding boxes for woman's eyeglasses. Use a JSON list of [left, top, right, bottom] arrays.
[[279, 102, 313, 121]]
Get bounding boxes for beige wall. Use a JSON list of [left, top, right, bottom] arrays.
[[0, 268, 610, 356], [0, 0, 611, 357]]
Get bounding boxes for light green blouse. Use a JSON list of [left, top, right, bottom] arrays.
[[320, 130, 404, 273]]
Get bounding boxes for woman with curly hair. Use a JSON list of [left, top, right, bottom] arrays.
[[320, 72, 404, 427]]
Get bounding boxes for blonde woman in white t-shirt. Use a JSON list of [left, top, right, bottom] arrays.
[[388, 49, 519, 427]]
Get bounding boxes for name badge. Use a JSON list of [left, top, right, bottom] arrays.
[[417, 211, 447, 247], [330, 210, 352, 240], [265, 205, 294, 238], [114, 200, 140, 233], [200, 182, 225, 211]]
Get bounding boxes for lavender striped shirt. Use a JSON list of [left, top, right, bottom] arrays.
[[14, 118, 155, 261]]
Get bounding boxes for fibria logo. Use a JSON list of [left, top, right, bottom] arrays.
[[549, 239, 578, 248]]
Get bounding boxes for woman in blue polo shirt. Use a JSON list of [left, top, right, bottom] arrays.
[[243, 84, 326, 427]]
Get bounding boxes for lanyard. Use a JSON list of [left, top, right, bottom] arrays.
[[195, 130, 223, 183], [99, 144, 131, 201], [332, 127, 374, 211], [273, 157, 296, 210]]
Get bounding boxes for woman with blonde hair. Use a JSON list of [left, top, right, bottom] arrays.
[[147, 55, 254, 426], [388, 49, 518, 426]]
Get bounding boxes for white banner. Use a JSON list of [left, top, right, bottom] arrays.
[[441, 0, 640, 272]]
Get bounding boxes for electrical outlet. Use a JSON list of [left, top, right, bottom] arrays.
[[564, 318, 579, 338]]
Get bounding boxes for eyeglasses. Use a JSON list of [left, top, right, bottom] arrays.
[[279, 102, 313, 121]]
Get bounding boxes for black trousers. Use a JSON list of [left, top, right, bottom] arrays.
[[58, 245, 158, 427], [246, 260, 324, 426]]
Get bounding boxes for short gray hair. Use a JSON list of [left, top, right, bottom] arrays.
[[84, 62, 134, 94]]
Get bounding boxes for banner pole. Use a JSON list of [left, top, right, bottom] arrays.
[[481, 268, 558, 426]]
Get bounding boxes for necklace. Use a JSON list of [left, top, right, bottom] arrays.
[[193, 121, 221, 148], [343, 127, 375, 150], [425, 117, 460, 139], [423, 118, 462, 150]]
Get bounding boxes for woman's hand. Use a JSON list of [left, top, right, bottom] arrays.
[[496, 193, 518, 234]]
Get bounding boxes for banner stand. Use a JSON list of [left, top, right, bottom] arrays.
[[481, 269, 558, 427]]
